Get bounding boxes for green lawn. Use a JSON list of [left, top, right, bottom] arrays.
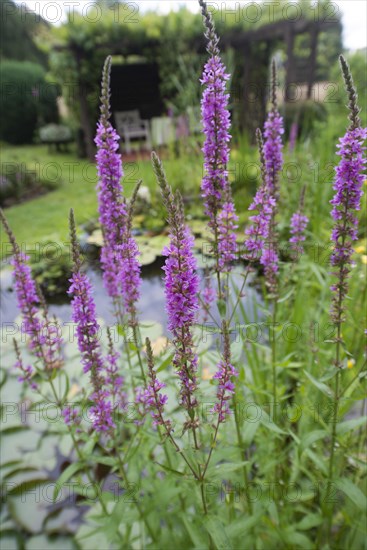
[[0, 144, 206, 254]]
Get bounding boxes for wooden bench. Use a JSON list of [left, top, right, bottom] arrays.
[[114, 110, 151, 153]]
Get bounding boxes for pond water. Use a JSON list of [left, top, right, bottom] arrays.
[[0, 258, 261, 331]]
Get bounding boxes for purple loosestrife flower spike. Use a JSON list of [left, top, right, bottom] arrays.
[[105, 327, 127, 411], [95, 56, 126, 299], [95, 57, 141, 320], [202, 268, 216, 322], [245, 129, 275, 262], [199, 0, 236, 273], [290, 212, 309, 256], [152, 152, 200, 420], [218, 188, 239, 271], [264, 60, 284, 201], [68, 209, 114, 433], [140, 338, 172, 432], [0, 209, 63, 371], [261, 61, 284, 290], [13, 338, 37, 390], [290, 187, 309, 257], [330, 56, 367, 341], [212, 321, 238, 423]]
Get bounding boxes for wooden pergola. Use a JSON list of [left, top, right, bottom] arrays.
[[54, 16, 341, 159], [220, 16, 341, 131]]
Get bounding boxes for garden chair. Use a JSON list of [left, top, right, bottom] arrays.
[[114, 110, 151, 154]]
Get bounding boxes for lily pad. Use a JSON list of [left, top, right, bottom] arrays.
[[86, 230, 103, 248], [8, 482, 51, 533], [26, 535, 76, 550]]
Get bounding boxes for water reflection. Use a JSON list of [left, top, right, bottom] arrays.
[[0, 259, 261, 331]]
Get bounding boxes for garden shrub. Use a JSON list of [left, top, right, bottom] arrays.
[[282, 100, 328, 141], [0, 161, 60, 207], [0, 61, 59, 144]]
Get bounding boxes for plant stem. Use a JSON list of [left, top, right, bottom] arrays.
[[326, 358, 341, 543], [132, 323, 147, 385], [233, 391, 253, 514], [48, 380, 111, 517], [271, 299, 278, 423], [114, 453, 157, 543]]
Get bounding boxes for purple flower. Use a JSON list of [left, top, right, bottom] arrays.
[[290, 211, 309, 255], [263, 111, 284, 200], [245, 187, 276, 260], [152, 153, 200, 416], [329, 56, 367, 341], [138, 338, 172, 432], [212, 360, 238, 422], [162, 225, 200, 332], [330, 126, 366, 310], [289, 122, 298, 153], [261, 62, 284, 290], [0, 210, 63, 373], [62, 406, 80, 426], [68, 271, 104, 375], [95, 120, 126, 299], [212, 323, 238, 423], [89, 389, 116, 433], [105, 329, 126, 410], [95, 57, 141, 317], [245, 128, 276, 262], [201, 272, 216, 322], [201, 55, 231, 219], [68, 270, 114, 432], [199, 1, 237, 272], [119, 237, 141, 319], [330, 126, 366, 253], [162, 224, 200, 411], [218, 200, 239, 270], [69, 209, 114, 433]]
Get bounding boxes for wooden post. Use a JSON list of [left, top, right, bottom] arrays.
[[75, 48, 95, 161], [307, 25, 319, 100], [285, 26, 296, 102], [241, 42, 251, 131]]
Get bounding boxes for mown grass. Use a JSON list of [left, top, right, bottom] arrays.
[[1, 117, 366, 260], [0, 139, 259, 256]]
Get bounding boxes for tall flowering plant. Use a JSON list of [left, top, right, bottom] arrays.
[[325, 55, 367, 542], [199, 0, 238, 280], [152, 152, 200, 437], [1, 3, 366, 547], [0, 210, 63, 380], [261, 60, 284, 291], [95, 56, 141, 327]]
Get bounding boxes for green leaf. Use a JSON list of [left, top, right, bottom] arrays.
[[335, 478, 367, 511], [183, 516, 207, 548], [6, 479, 50, 496], [26, 535, 75, 550], [336, 416, 367, 435], [300, 429, 328, 452], [283, 530, 312, 548], [53, 462, 85, 501], [259, 409, 287, 435], [297, 513, 323, 530], [207, 461, 249, 480], [277, 288, 295, 303], [217, 299, 227, 317], [204, 515, 233, 550], [227, 514, 260, 538], [303, 370, 333, 398], [88, 456, 116, 467], [156, 352, 174, 373], [153, 462, 185, 477]]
